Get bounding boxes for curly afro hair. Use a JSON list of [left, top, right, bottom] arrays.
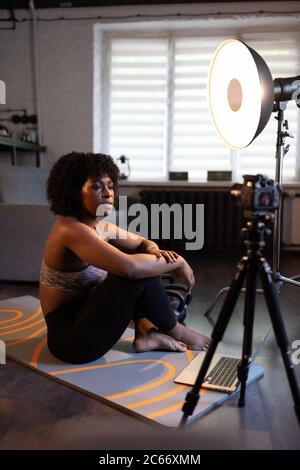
[[46, 152, 120, 218]]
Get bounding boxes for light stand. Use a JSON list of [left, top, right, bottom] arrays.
[[272, 101, 300, 288]]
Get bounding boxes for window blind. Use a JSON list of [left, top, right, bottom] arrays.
[[103, 32, 300, 181], [107, 37, 168, 180], [171, 36, 230, 181]]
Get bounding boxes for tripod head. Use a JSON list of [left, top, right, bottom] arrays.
[[240, 216, 273, 256]]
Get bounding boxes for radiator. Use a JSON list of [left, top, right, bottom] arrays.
[[282, 192, 300, 247], [139, 189, 243, 252]]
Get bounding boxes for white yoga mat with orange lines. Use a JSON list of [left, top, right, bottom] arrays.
[[0, 295, 263, 427]]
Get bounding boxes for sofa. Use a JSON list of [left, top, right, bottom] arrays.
[[0, 203, 57, 282], [0, 166, 56, 281]]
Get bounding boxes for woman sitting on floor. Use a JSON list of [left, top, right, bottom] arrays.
[[39, 152, 210, 364]]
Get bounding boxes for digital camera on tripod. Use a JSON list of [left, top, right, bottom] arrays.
[[231, 174, 281, 217]]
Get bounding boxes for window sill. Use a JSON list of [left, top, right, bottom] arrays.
[[118, 179, 300, 190]]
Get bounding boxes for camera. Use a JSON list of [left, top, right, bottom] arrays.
[[230, 174, 281, 214]]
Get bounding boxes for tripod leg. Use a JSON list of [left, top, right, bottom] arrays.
[[180, 256, 249, 427], [238, 258, 257, 407], [258, 257, 300, 425]]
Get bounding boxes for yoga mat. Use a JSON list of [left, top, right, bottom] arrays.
[[0, 295, 264, 427]]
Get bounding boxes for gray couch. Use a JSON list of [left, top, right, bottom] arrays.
[[0, 165, 57, 281], [0, 203, 57, 282]]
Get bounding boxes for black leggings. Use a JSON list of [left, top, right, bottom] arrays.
[[44, 274, 177, 364]]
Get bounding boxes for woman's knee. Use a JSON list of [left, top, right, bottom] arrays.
[[137, 276, 162, 289], [107, 273, 161, 287]]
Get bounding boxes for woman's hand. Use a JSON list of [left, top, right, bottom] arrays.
[[146, 247, 180, 264], [147, 246, 194, 293], [173, 259, 195, 295]]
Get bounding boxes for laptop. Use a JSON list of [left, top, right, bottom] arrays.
[[174, 352, 242, 393]]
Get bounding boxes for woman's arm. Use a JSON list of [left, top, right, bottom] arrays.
[[129, 253, 195, 294], [102, 222, 145, 252], [61, 219, 188, 280], [138, 238, 159, 253], [104, 222, 179, 263], [102, 222, 167, 253]]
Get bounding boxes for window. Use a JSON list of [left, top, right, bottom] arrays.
[[98, 30, 300, 182]]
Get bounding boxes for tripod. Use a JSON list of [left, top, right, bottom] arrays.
[[180, 213, 300, 427]]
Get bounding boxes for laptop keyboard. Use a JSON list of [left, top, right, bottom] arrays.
[[205, 356, 240, 389]]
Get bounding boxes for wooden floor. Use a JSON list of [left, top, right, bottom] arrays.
[[1, 250, 300, 450]]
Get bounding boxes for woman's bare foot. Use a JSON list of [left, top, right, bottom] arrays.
[[166, 322, 211, 351], [133, 329, 187, 353]]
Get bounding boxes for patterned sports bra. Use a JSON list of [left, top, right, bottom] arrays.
[[39, 223, 108, 293], [39, 259, 108, 293]]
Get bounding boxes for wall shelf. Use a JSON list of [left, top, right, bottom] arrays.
[[0, 137, 46, 167]]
